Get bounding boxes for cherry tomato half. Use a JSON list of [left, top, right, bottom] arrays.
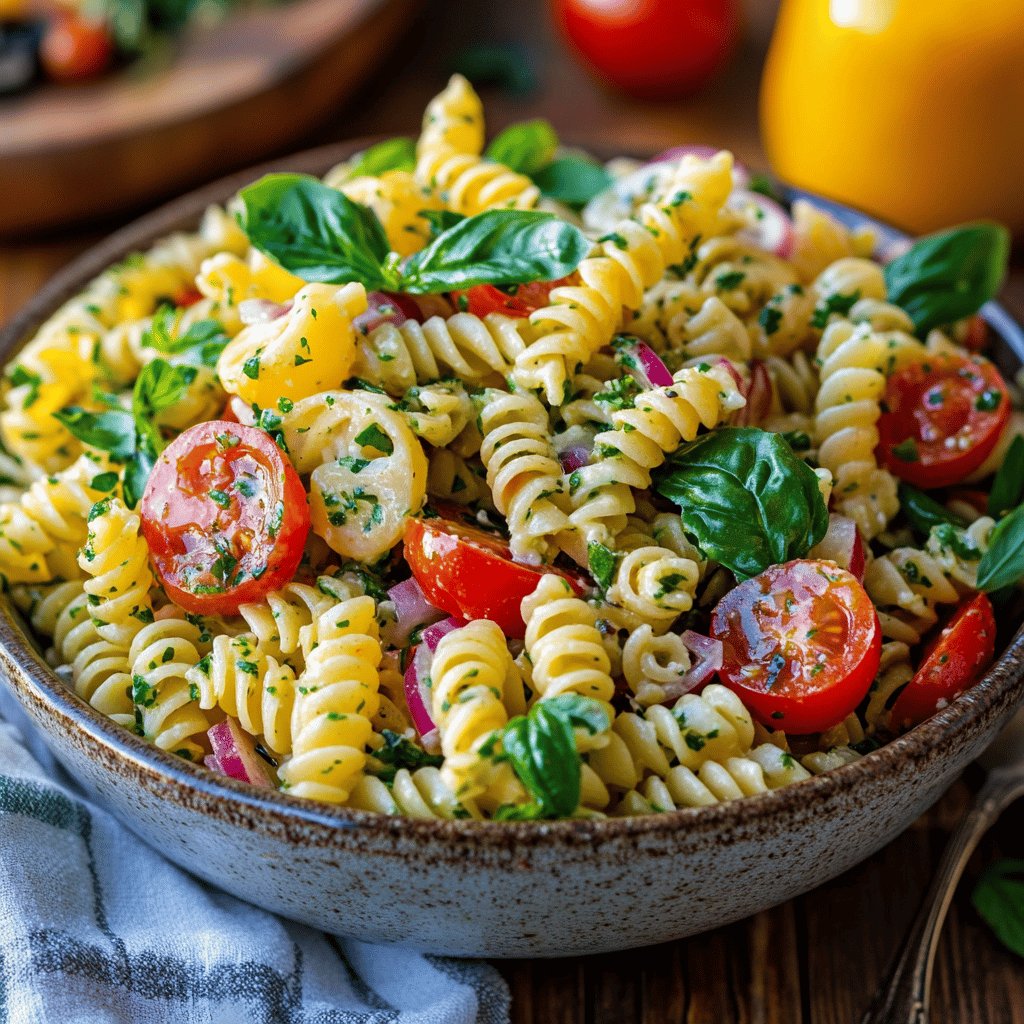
[[889, 593, 996, 731], [710, 559, 882, 734], [40, 13, 114, 83], [140, 421, 310, 616], [553, 0, 739, 99], [450, 279, 564, 319], [173, 286, 204, 309], [403, 505, 586, 637], [877, 354, 1010, 490]]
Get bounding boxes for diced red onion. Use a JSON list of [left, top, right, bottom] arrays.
[[809, 513, 865, 581], [206, 719, 275, 787], [877, 237, 913, 265], [715, 357, 744, 390], [382, 577, 445, 649], [559, 445, 592, 473], [402, 616, 467, 739], [729, 189, 795, 259], [238, 298, 291, 326], [651, 145, 751, 186], [406, 293, 452, 321], [733, 359, 773, 426], [225, 395, 256, 425], [353, 291, 412, 334], [618, 336, 673, 389]]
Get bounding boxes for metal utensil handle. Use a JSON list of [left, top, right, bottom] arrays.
[[861, 771, 1024, 1024]]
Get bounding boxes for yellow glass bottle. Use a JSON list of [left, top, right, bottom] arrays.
[[761, 0, 1024, 234]]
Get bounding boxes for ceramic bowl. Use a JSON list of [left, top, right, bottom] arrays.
[[2, 141, 1024, 958]]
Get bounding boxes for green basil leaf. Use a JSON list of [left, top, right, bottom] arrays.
[[532, 156, 613, 209], [972, 858, 1024, 957], [485, 119, 558, 176], [976, 503, 1024, 592], [543, 693, 610, 738], [588, 541, 617, 591], [141, 308, 230, 367], [122, 446, 155, 510], [342, 137, 416, 182], [655, 426, 829, 580], [501, 705, 579, 819], [899, 482, 968, 539], [239, 173, 396, 288], [370, 729, 443, 785], [89, 471, 119, 493], [400, 210, 590, 294], [884, 222, 1010, 333], [420, 209, 466, 241], [52, 407, 137, 462], [990, 434, 1024, 518]]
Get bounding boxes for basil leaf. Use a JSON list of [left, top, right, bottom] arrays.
[[133, 360, 197, 428], [239, 173, 396, 288], [89, 471, 119, 493], [588, 541, 617, 591], [899, 482, 968, 539], [485, 119, 558, 176], [420, 209, 466, 241], [52, 407, 136, 462], [342, 137, 416, 181], [884, 222, 1010, 333], [972, 859, 1024, 957], [122, 446, 155, 511], [976, 503, 1024, 592], [500, 695, 609, 819], [141, 307, 230, 367], [532, 156, 613, 209], [370, 729, 443, 785], [990, 435, 1024, 518], [655, 426, 829, 580], [401, 210, 590, 294]]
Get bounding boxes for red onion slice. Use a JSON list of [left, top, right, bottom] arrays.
[[559, 445, 592, 473], [729, 189, 795, 259], [733, 359, 773, 426], [678, 631, 724, 692], [207, 719, 275, 787], [382, 577, 445, 649], [353, 291, 412, 335], [238, 298, 291, 326], [616, 336, 673, 389], [809, 514, 865, 580], [402, 616, 467, 739]]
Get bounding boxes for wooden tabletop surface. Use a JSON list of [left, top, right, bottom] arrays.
[[2, 0, 1022, 1020]]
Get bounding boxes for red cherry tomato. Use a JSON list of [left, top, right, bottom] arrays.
[[962, 315, 988, 352], [889, 594, 996, 731], [553, 0, 739, 99], [450, 279, 564, 319], [40, 13, 114, 82], [173, 286, 204, 308], [403, 506, 586, 637], [877, 354, 1010, 489], [140, 421, 310, 616], [710, 559, 882, 734]]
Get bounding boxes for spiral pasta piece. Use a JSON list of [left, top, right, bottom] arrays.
[[814, 316, 926, 539], [431, 619, 524, 801], [566, 362, 744, 545], [415, 76, 538, 214], [351, 312, 526, 394], [189, 633, 297, 755], [238, 582, 339, 669], [521, 574, 615, 711], [348, 768, 479, 819], [863, 640, 915, 734], [78, 498, 155, 649], [478, 389, 568, 563], [399, 380, 478, 449], [607, 546, 701, 625], [621, 625, 693, 706], [279, 596, 381, 803], [515, 152, 736, 404], [129, 616, 213, 761]]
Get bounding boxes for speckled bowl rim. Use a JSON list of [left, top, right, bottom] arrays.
[[2, 138, 1024, 850]]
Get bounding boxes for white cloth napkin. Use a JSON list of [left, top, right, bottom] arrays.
[[0, 688, 510, 1024]]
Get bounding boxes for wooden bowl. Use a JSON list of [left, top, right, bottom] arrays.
[[2, 141, 1023, 957], [0, 0, 419, 237]]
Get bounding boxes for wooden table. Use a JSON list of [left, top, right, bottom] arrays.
[[2, 0, 1022, 1019]]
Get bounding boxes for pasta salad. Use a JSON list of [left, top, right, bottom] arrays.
[[2, 75, 1022, 821]]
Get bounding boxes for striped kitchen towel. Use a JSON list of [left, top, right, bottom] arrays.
[[0, 690, 510, 1024]]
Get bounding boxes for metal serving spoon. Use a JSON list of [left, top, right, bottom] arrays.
[[861, 711, 1024, 1024]]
